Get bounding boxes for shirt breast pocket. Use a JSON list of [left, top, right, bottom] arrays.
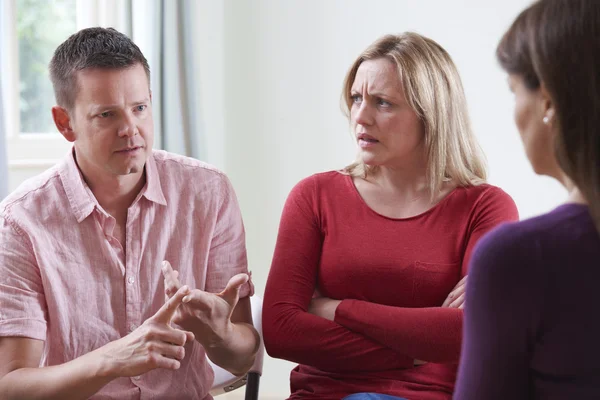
[[412, 261, 461, 307]]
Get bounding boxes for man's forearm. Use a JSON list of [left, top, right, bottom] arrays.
[[204, 322, 260, 376], [0, 350, 113, 400]]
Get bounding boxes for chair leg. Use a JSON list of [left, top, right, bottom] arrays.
[[244, 372, 260, 400]]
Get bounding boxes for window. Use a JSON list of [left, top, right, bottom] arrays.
[[1, 0, 75, 189], [18, 0, 76, 134], [1, 0, 132, 191]]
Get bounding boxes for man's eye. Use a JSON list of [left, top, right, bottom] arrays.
[[99, 111, 112, 118], [136, 105, 147, 112]]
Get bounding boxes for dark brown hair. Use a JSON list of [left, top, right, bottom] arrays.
[[49, 27, 150, 111], [497, 0, 600, 230]]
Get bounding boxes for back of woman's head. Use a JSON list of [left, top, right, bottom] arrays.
[[342, 32, 487, 193], [497, 0, 600, 227]]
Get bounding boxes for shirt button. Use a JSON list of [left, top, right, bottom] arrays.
[[129, 323, 138, 332], [127, 276, 135, 285]]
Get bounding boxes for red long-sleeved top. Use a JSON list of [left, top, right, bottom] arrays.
[[263, 171, 518, 400]]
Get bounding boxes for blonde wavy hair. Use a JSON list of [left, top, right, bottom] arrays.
[[342, 32, 487, 194]]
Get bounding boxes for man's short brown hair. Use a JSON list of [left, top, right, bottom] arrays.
[[49, 27, 150, 111]]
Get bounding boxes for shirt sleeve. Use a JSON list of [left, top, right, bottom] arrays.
[[333, 185, 520, 363], [0, 214, 47, 340], [204, 174, 254, 298], [335, 302, 463, 363], [262, 177, 414, 372], [454, 224, 537, 400], [461, 186, 520, 274]]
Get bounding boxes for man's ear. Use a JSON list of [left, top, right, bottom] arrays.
[[52, 106, 76, 142]]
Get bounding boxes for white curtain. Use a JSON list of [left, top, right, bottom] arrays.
[[76, 0, 132, 37], [153, 0, 204, 159]]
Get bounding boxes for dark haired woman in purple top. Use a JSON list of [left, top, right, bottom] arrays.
[[455, 0, 600, 399]]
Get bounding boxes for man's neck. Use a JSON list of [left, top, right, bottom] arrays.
[[91, 173, 147, 216], [72, 148, 148, 217], [77, 163, 147, 217]]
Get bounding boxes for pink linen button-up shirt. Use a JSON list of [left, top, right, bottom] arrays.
[[0, 149, 253, 399]]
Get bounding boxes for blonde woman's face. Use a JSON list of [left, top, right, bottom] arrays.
[[350, 58, 425, 169]]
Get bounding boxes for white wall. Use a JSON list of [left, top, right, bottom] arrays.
[[194, 0, 565, 398]]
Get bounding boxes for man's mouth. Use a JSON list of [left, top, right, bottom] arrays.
[[116, 146, 142, 153]]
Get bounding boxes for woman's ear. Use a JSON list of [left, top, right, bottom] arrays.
[[52, 106, 76, 142], [540, 84, 555, 126]]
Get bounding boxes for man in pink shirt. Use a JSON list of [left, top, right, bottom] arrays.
[[0, 27, 259, 399]]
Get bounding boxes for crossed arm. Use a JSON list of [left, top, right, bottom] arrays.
[[263, 181, 518, 367], [311, 189, 519, 363], [308, 276, 467, 364]]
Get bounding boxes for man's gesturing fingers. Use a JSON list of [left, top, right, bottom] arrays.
[[218, 273, 249, 308], [152, 285, 190, 325], [162, 260, 182, 298]]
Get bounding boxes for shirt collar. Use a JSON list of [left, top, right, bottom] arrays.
[[141, 152, 167, 206], [58, 148, 96, 223], [59, 149, 167, 223]]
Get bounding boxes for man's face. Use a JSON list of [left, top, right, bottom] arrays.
[[66, 64, 154, 180]]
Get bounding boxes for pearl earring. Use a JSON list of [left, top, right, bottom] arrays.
[[543, 116, 550, 125]]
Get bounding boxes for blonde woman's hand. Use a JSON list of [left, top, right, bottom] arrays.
[[441, 275, 467, 309]]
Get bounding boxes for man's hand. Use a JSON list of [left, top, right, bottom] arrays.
[[162, 261, 248, 348], [441, 275, 467, 309], [96, 285, 195, 378], [308, 296, 341, 321]]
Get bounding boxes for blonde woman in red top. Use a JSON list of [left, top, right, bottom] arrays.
[[263, 32, 518, 400]]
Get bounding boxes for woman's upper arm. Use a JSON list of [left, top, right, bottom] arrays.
[[264, 178, 322, 314], [462, 186, 519, 274], [454, 225, 536, 399]]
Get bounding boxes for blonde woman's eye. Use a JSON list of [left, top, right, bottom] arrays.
[[351, 94, 362, 104], [377, 98, 391, 107]]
